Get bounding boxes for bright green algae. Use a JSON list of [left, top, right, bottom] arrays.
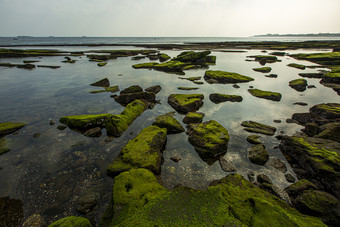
[[107, 125, 167, 177], [248, 89, 282, 101], [59, 114, 111, 129], [152, 114, 185, 134], [112, 173, 325, 226], [287, 63, 306, 70], [48, 216, 91, 227], [252, 67, 272, 73], [132, 62, 159, 69], [204, 70, 254, 84], [0, 122, 27, 136], [289, 79, 307, 86]]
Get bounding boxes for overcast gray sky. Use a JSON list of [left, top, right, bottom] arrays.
[[1, 0, 339, 37]]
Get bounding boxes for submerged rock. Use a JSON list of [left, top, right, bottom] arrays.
[[246, 134, 262, 144], [241, 120, 277, 135], [248, 88, 282, 101], [0, 197, 24, 227], [204, 70, 254, 84], [168, 94, 204, 113], [120, 85, 143, 94], [76, 189, 100, 214], [145, 85, 162, 94], [22, 214, 45, 227], [107, 125, 167, 177], [183, 112, 205, 124], [187, 120, 229, 165], [48, 216, 91, 227], [289, 79, 308, 92], [59, 114, 110, 130], [248, 143, 269, 165], [0, 122, 27, 136], [219, 157, 236, 172], [152, 114, 185, 134], [268, 158, 287, 173], [114, 92, 156, 106], [89, 85, 120, 94]]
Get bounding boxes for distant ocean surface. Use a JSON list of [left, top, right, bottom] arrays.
[[1, 36, 340, 46]]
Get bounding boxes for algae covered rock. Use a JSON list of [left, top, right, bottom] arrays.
[[120, 85, 143, 94], [154, 61, 187, 72], [132, 62, 159, 69], [253, 67, 272, 73], [152, 114, 185, 134], [48, 216, 91, 227], [209, 93, 243, 104], [0, 122, 27, 136], [183, 112, 205, 124], [168, 94, 204, 113], [204, 70, 254, 84], [248, 143, 269, 165], [114, 91, 156, 106], [187, 120, 229, 165], [315, 122, 340, 143], [288, 63, 306, 70], [107, 125, 167, 177], [145, 85, 162, 94], [284, 179, 318, 199], [289, 79, 308, 92], [59, 114, 110, 130], [90, 78, 110, 87], [159, 53, 171, 62], [248, 88, 282, 101], [246, 134, 262, 144], [241, 120, 277, 135]]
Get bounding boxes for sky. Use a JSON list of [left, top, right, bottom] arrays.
[[0, 0, 339, 37]]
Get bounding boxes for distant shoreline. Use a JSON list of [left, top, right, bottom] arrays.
[[254, 33, 340, 37]]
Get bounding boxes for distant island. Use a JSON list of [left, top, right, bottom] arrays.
[[254, 33, 340, 37]]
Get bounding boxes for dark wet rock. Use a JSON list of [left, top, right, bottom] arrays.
[[285, 173, 296, 183], [246, 135, 262, 144], [168, 94, 204, 113], [286, 118, 299, 124], [289, 79, 308, 92], [233, 84, 240, 88], [159, 53, 171, 62], [270, 52, 286, 56], [0, 197, 24, 227], [48, 216, 92, 227], [187, 120, 229, 165], [248, 144, 269, 165], [219, 157, 236, 172], [170, 156, 181, 162], [284, 179, 318, 199], [321, 71, 340, 84], [183, 112, 204, 124], [307, 85, 316, 89], [114, 92, 156, 106], [253, 67, 272, 73], [0, 122, 26, 136], [301, 123, 319, 137], [273, 119, 282, 123], [16, 63, 36, 69], [288, 63, 306, 70], [248, 88, 282, 101], [178, 87, 199, 90], [89, 85, 120, 94], [37, 65, 60, 69], [265, 74, 278, 78], [315, 122, 340, 143], [260, 183, 291, 204], [257, 174, 272, 185], [241, 120, 276, 136], [49, 119, 55, 125], [87, 54, 111, 61], [22, 214, 45, 227], [120, 85, 143, 94], [57, 125, 67, 130], [280, 135, 340, 199], [152, 114, 185, 134], [259, 58, 267, 65], [132, 62, 159, 69], [293, 102, 308, 106], [83, 127, 102, 137], [247, 172, 255, 182], [33, 133, 41, 138], [145, 85, 162, 94], [209, 93, 243, 104], [107, 125, 167, 177], [59, 114, 110, 130], [0, 138, 10, 155], [298, 73, 324, 78], [294, 190, 340, 225], [131, 56, 146, 60], [247, 55, 278, 62], [268, 158, 287, 173], [204, 70, 254, 84], [76, 189, 101, 214]]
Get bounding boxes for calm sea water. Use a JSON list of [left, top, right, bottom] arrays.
[[0, 37, 339, 225]]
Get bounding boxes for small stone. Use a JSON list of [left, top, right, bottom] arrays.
[[307, 85, 316, 89], [57, 125, 67, 130], [273, 119, 281, 123], [90, 78, 110, 87], [268, 158, 287, 173], [170, 156, 181, 162], [145, 85, 162, 94], [293, 102, 308, 106], [219, 157, 236, 172], [233, 84, 240, 89], [33, 133, 41, 138], [286, 119, 298, 124], [285, 173, 296, 183], [246, 135, 262, 144], [257, 174, 272, 185], [49, 120, 55, 125]]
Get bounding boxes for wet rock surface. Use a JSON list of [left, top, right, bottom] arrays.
[[241, 120, 277, 135], [247, 144, 269, 165], [168, 94, 204, 113]]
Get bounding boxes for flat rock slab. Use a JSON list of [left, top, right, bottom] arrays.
[[0, 122, 27, 136], [168, 94, 204, 113], [248, 88, 282, 101], [204, 70, 254, 84], [187, 120, 229, 165], [241, 120, 277, 136], [114, 92, 155, 106], [209, 93, 243, 104], [152, 114, 185, 134]]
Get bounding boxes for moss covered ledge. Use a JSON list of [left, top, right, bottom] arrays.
[[204, 70, 254, 84], [248, 88, 282, 101]]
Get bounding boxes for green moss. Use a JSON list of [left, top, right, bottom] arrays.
[[0, 122, 27, 136], [59, 114, 110, 129], [107, 126, 167, 176], [289, 79, 307, 86], [246, 135, 262, 144], [168, 94, 204, 113], [284, 179, 317, 197], [89, 85, 119, 94], [0, 138, 10, 155], [248, 88, 282, 101], [253, 67, 272, 73], [0, 48, 63, 58], [248, 144, 269, 165], [288, 63, 306, 70], [204, 70, 254, 84], [159, 53, 171, 62], [241, 120, 276, 135], [97, 62, 107, 67], [154, 60, 186, 72], [291, 52, 340, 66], [105, 100, 148, 137], [321, 72, 340, 84], [209, 93, 243, 103], [183, 112, 205, 124], [313, 103, 340, 116], [152, 114, 185, 134], [48, 216, 91, 227], [132, 62, 159, 69], [111, 168, 169, 225], [172, 50, 212, 63]]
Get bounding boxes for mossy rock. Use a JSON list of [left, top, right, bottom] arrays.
[[89, 85, 119, 94], [132, 62, 159, 69], [248, 143, 269, 165], [105, 100, 148, 137], [168, 94, 204, 113], [284, 179, 318, 199], [48, 216, 91, 227], [241, 120, 277, 136], [204, 70, 254, 84], [310, 103, 340, 119], [183, 112, 205, 124], [315, 122, 340, 143], [209, 93, 243, 104], [59, 114, 110, 130], [248, 55, 278, 61], [253, 67, 272, 73], [246, 135, 262, 144], [177, 87, 199, 90], [114, 92, 156, 106], [120, 85, 143, 94], [187, 120, 229, 165], [154, 60, 187, 72], [248, 88, 282, 101], [287, 63, 306, 70], [90, 78, 110, 87], [0, 122, 27, 136], [152, 114, 185, 134], [321, 72, 340, 84], [159, 53, 171, 62], [171, 50, 215, 65], [294, 190, 340, 225], [290, 52, 340, 66], [107, 125, 167, 177], [0, 138, 10, 155], [117, 173, 325, 226], [289, 79, 308, 92], [97, 62, 107, 67]]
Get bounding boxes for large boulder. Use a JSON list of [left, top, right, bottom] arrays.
[[107, 125, 167, 177], [247, 144, 269, 165], [204, 70, 254, 84], [168, 94, 204, 113], [248, 89, 282, 101], [187, 120, 229, 165]]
